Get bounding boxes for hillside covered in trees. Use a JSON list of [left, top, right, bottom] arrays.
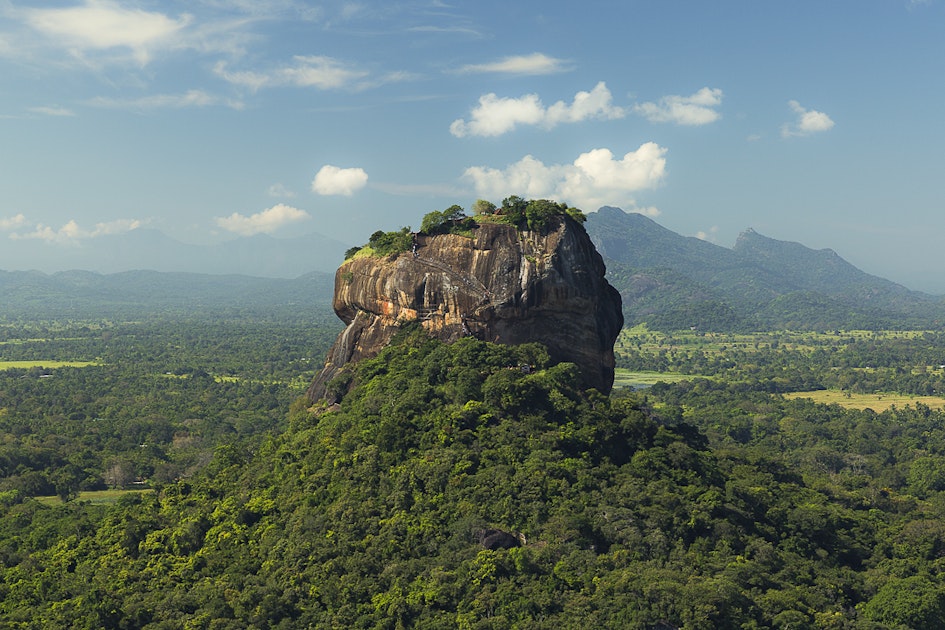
[[6, 202, 945, 627], [4, 325, 945, 627], [585, 207, 945, 331]]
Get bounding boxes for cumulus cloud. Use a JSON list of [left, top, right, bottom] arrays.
[[462, 143, 667, 211], [214, 56, 370, 91], [22, 0, 192, 65], [450, 82, 626, 138], [10, 218, 142, 242], [781, 100, 835, 137], [215, 204, 310, 236], [633, 87, 723, 126], [311, 165, 369, 196], [0, 214, 28, 231], [457, 53, 570, 76]]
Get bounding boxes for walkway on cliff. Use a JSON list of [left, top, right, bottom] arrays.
[[413, 254, 495, 319]]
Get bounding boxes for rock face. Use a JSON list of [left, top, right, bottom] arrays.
[[307, 216, 623, 401]]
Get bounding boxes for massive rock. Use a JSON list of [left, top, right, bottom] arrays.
[[307, 215, 623, 401]]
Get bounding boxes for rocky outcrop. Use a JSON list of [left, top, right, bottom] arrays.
[[307, 215, 623, 401]]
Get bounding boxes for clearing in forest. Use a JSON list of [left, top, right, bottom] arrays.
[[784, 389, 945, 412]]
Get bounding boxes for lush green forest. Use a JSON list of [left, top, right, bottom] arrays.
[[5, 315, 945, 627], [0, 316, 339, 502]]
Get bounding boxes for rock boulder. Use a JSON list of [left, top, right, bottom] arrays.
[[307, 215, 623, 401]]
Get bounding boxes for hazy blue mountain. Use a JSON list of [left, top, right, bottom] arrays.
[[0, 268, 336, 321], [585, 206, 945, 330], [0, 229, 350, 277]]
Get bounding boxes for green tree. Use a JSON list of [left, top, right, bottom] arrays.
[[472, 199, 497, 215], [862, 575, 945, 628]]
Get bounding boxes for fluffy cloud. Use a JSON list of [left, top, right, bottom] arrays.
[[450, 82, 626, 138], [0, 214, 28, 231], [23, 0, 192, 65], [215, 204, 310, 236], [10, 218, 142, 242], [782, 100, 835, 137], [214, 56, 370, 91], [633, 87, 723, 126], [311, 165, 369, 196], [462, 143, 667, 211], [457, 53, 570, 76]]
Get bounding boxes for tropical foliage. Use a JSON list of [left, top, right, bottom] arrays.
[[5, 325, 945, 627]]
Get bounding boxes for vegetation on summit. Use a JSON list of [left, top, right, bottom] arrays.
[[344, 197, 587, 260]]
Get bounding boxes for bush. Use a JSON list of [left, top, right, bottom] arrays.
[[367, 228, 412, 256]]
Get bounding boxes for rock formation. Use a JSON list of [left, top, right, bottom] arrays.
[[307, 215, 623, 401]]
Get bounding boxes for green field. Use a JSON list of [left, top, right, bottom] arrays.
[[0, 360, 97, 370], [613, 368, 693, 389], [783, 389, 945, 412], [34, 488, 153, 506]]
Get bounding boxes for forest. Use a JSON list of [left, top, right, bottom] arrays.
[[3, 303, 945, 627]]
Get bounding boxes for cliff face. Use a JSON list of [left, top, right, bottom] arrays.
[[307, 216, 623, 401]]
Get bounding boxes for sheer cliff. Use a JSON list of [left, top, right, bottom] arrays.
[[307, 215, 623, 401]]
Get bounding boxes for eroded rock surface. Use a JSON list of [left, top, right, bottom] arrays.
[[307, 216, 623, 401]]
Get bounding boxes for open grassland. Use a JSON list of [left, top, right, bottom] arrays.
[[613, 368, 693, 389], [0, 360, 97, 370], [35, 488, 153, 507], [784, 389, 945, 412]]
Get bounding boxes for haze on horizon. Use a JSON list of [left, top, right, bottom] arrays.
[[2, 1, 944, 293]]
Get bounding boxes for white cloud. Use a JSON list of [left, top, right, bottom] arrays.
[[0, 214, 28, 231], [450, 82, 626, 138], [23, 0, 192, 65], [92, 218, 142, 236], [214, 56, 369, 91], [10, 218, 142, 242], [629, 205, 662, 218], [215, 203, 310, 236], [462, 143, 667, 212], [29, 106, 76, 117], [88, 90, 235, 110], [695, 226, 719, 242], [457, 53, 570, 76], [633, 87, 723, 126], [311, 165, 369, 196], [781, 100, 835, 137], [267, 183, 296, 198]]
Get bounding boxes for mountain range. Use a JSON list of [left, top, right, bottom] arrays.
[[0, 228, 349, 277], [584, 206, 945, 330], [0, 268, 336, 322], [2, 207, 943, 331]]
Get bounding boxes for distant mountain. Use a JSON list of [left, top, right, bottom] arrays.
[[586, 206, 945, 330], [0, 269, 337, 322], [0, 229, 350, 277]]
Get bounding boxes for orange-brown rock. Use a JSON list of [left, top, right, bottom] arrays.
[[307, 215, 623, 401]]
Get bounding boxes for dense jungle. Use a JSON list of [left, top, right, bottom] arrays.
[[4, 308, 945, 627]]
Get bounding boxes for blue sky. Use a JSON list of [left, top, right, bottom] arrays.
[[2, 0, 945, 291]]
